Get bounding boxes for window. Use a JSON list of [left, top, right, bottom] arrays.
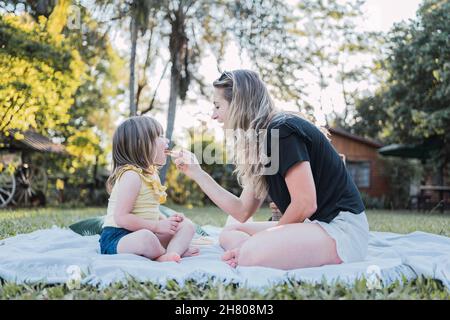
[[347, 161, 371, 188]]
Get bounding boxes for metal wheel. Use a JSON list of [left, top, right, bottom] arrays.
[[14, 164, 48, 206], [0, 169, 16, 208]]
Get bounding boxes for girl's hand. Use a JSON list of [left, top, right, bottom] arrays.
[[173, 150, 203, 180], [156, 219, 179, 235]]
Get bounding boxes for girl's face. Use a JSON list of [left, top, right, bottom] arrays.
[[154, 134, 169, 166], [212, 88, 230, 127]]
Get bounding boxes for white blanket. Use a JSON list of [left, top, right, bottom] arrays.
[[0, 226, 449, 290]]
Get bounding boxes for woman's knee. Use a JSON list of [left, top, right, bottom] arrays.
[[236, 241, 262, 267], [222, 223, 241, 233], [218, 230, 234, 247], [219, 230, 250, 250]]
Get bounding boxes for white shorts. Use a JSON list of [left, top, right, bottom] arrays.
[[306, 211, 369, 263]]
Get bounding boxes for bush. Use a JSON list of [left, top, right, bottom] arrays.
[[381, 158, 423, 209], [360, 192, 386, 210]]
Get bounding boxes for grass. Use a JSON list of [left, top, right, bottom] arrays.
[[0, 205, 449, 300]]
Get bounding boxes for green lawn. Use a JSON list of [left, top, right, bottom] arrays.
[[0, 205, 449, 300]]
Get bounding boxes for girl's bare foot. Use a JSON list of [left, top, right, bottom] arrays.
[[222, 248, 240, 268], [181, 246, 200, 257], [156, 252, 181, 262]]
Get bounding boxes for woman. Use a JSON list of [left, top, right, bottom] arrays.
[[174, 70, 369, 270]]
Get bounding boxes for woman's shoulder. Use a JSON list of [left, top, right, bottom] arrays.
[[268, 113, 311, 138]]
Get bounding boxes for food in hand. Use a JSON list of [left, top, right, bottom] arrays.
[[164, 149, 180, 157]]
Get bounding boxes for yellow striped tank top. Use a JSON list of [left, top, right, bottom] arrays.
[[103, 164, 167, 228]]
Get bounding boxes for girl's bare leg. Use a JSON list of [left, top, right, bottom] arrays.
[[156, 220, 200, 258], [181, 246, 200, 257], [156, 219, 196, 262], [117, 229, 166, 260], [222, 223, 342, 270]]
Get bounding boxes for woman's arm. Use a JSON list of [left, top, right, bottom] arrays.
[[194, 170, 263, 222], [277, 161, 317, 225], [174, 151, 263, 223]]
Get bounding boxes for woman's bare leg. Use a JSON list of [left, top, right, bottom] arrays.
[[222, 223, 342, 270], [117, 229, 166, 260], [156, 219, 196, 262], [219, 221, 278, 251]]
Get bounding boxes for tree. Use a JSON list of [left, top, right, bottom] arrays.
[[94, 0, 161, 116], [353, 0, 450, 164], [0, 0, 57, 18], [55, 3, 125, 188], [293, 0, 380, 126], [0, 0, 84, 138], [224, 0, 312, 115], [154, 0, 305, 182], [96, 1, 373, 182], [99, 0, 305, 183], [1, 1, 125, 205]]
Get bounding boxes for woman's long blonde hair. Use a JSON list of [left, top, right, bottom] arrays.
[[106, 116, 163, 193], [213, 70, 278, 199], [213, 70, 329, 199]]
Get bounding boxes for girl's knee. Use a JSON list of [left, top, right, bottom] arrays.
[[180, 219, 195, 234], [136, 230, 164, 256], [136, 229, 157, 242]]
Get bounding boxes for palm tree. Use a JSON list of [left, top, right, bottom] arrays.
[[95, 0, 300, 183], [95, 0, 158, 116]]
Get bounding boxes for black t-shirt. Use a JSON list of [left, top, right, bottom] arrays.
[[264, 114, 365, 223]]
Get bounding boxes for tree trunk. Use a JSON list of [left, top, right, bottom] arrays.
[[159, 56, 180, 183], [159, 9, 185, 183], [129, 16, 138, 117]]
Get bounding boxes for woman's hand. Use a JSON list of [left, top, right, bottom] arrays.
[[156, 219, 179, 236], [173, 150, 203, 180]]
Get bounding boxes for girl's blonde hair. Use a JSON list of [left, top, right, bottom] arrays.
[[106, 116, 163, 193], [213, 70, 328, 199]]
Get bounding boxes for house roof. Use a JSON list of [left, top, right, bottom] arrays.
[[328, 127, 384, 149], [2, 130, 66, 154]]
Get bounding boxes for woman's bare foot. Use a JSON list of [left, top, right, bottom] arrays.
[[156, 252, 181, 263], [222, 248, 240, 268], [181, 246, 200, 257]]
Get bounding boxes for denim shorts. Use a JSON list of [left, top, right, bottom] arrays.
[[99, 227, 132, 254]]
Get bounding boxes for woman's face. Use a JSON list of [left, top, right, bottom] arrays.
[[212, 88, 230, 127], [154, 134, 170, 166]]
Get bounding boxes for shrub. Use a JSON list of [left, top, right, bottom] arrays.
[[360, 192, 386, 210], [381, 158, 423, 209]]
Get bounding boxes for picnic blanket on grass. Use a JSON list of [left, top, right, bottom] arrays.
[[0, 226, 449, 290]]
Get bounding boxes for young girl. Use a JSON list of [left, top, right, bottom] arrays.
[[99, 116, 198, 262]]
